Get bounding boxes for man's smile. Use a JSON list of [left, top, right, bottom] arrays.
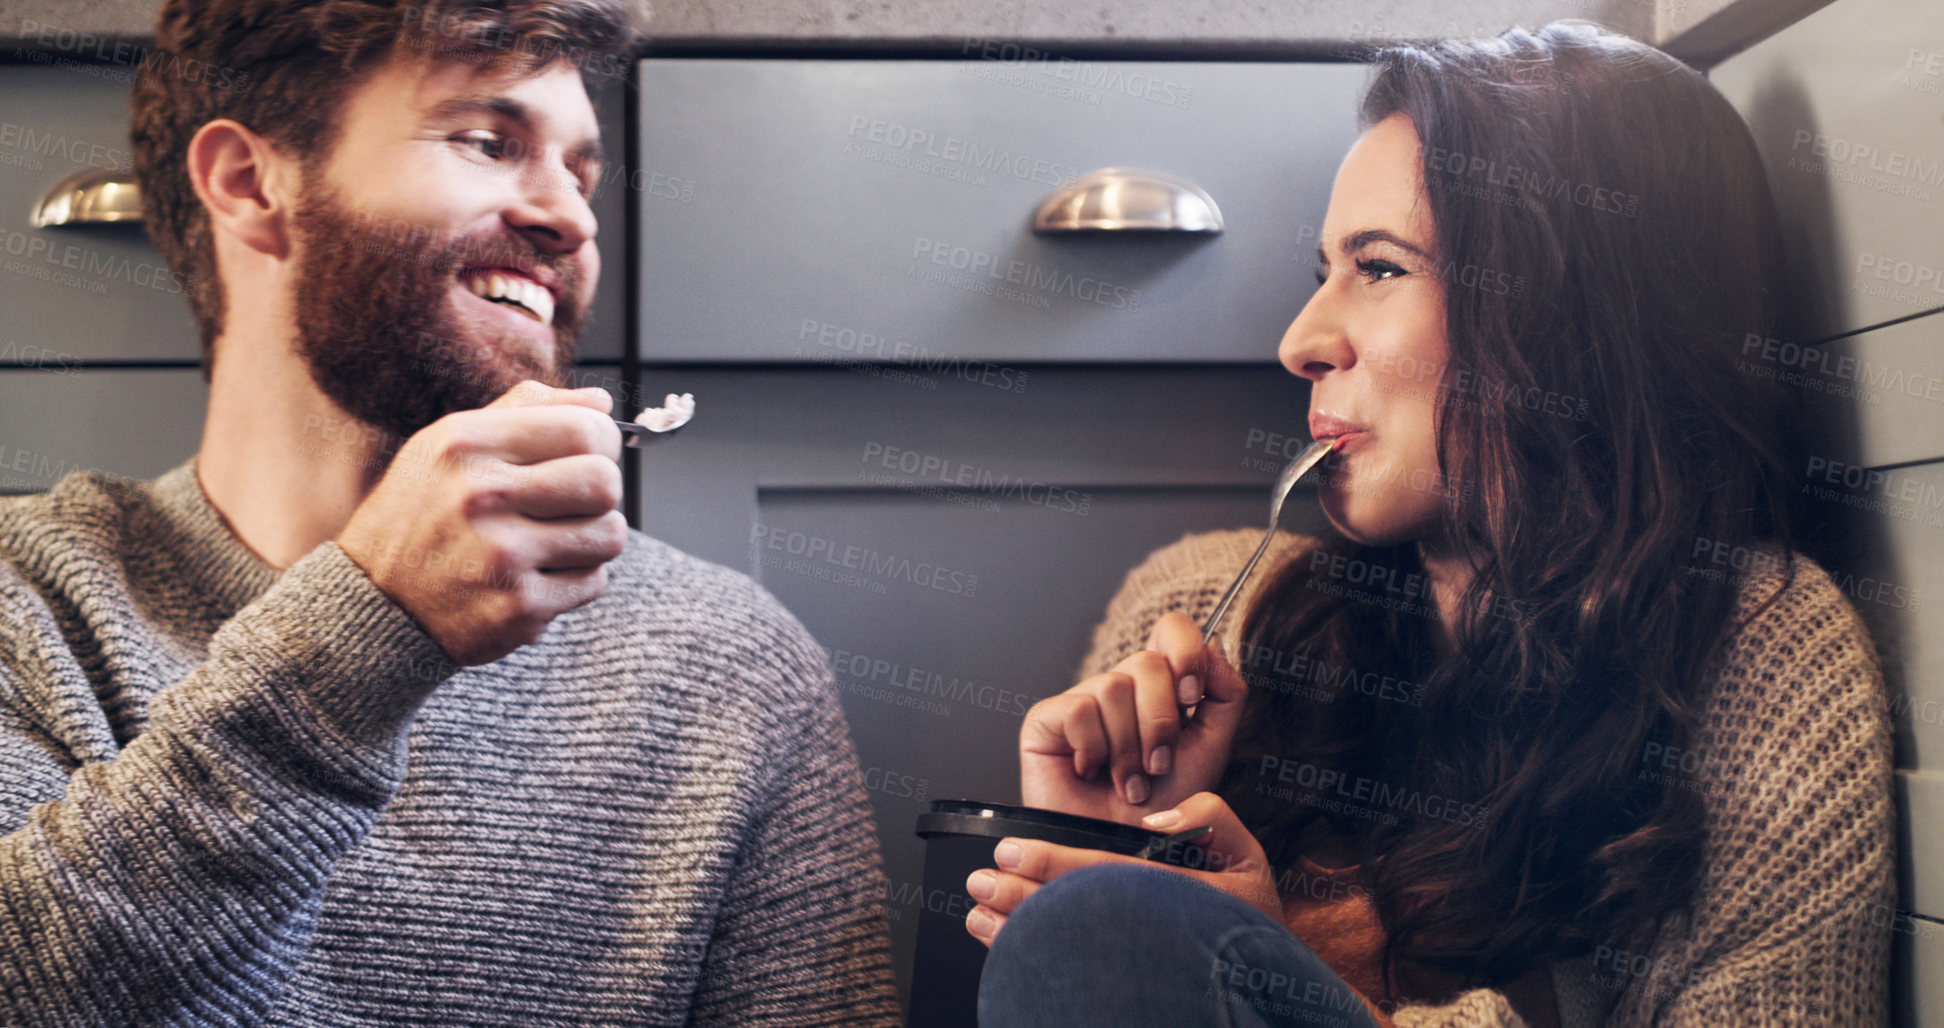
[[458, 267, 557, 327]]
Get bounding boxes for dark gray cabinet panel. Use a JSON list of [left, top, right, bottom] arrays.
[[629, 364, 1335, 1004], [0, 65, 200, 364], [627, 56, 1369, 1009], [635, 59, 1369, 362], [577, 73, 628, 363], [0, 366, 206, 491], [0, 359, 626, 499]]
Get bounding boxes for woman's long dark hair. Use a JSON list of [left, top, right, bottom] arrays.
[[1223, 22, 1802, 994]]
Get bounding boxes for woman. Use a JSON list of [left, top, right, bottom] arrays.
[[963, 22, 1894, 1028]]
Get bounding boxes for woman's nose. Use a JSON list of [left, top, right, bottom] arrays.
[[1279, 282, 1355, 381]]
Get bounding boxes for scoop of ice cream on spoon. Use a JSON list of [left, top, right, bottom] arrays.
[[633, 392, 695, 433]]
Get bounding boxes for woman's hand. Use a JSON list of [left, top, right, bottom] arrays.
[[1020, 612, 1248, 823], [964, 791, 1282, 947]]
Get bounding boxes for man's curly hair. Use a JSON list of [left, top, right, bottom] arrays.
[[130, 0, 648, 374]]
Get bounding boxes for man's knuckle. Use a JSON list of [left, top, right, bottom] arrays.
[[593, 461, 624, 508], [599, 511, 629, 554], [433, 417, 485, 456], [513, 579, 553, 620], [573, 409, 610, 452], [461, 483, 512, 519]]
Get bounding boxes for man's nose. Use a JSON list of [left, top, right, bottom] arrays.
[[506, 162, 596, 254]]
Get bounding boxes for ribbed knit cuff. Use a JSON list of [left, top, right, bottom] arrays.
[[196, 541, 460, 789], [1393, 988, 1529, 1028]]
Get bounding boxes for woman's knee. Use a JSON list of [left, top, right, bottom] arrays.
[[991, 862, 1259, 972]]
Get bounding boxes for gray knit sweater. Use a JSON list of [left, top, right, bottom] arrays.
[[0, 460, 901, 1026]]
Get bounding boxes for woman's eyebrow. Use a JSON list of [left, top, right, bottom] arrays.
[[1318, 228, 1433, 263]]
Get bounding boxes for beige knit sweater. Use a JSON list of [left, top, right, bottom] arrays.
[[1079, 529, 1896, 1028]]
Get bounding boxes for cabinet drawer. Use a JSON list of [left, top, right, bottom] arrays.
[[0, 367, 206, 492], [635, 59, 1368, 362], [0, 65, 201, 364]]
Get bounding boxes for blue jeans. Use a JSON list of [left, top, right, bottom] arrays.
[[977, 864, 1385, 1028]]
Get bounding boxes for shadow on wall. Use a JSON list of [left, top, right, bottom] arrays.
[[1740, 69, 1913, 766]]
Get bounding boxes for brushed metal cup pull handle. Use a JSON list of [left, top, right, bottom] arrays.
[[32, 169, 144, 228], [1032, 167, 1223, 234]]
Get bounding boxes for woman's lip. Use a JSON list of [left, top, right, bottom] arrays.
[[1325, 431, 1367, 452], [1308, 413, 1370, 439]]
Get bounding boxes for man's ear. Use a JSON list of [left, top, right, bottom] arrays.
[[185, 118, 298, 259]]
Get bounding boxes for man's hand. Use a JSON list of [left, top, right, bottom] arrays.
[[1020, 612, 1248, 823], [962, 791, 1283, 946], [338, 380, 626, 666]]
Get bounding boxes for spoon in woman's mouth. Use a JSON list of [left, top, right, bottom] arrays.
[[1199, 436, 1342, 643]]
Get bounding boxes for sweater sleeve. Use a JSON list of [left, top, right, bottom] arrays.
[[1079, 529, 1319, 679], [0, 542, 458, 1027], [685, 615, 900, 1027], [1601, 560, 1896, 1025]]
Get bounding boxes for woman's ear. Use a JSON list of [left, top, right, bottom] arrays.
[[185, 118, 296, 259]]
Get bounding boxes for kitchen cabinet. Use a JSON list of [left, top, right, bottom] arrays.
[[0, 65, 200, 364], [634, 60, 1367, 362], [0, 366, 205, 491], [630, 58, 1367, 1007]]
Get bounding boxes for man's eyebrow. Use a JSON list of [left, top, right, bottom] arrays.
[[425, 94, 605, 164], [1317, 229, 1433, 264]]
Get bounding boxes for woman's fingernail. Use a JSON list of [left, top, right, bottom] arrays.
[[1124, 773, 1150, 806], [966, 870, 997, 901], [966, 906, 996, 940], [1178, 675, 1202, 706], [1142, 808, 1184, 829], [1148, 745, 1173, 777], [994, 840, 1023, 869]]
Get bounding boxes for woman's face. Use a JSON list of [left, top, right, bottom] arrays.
[[1281, 112, 1452, 549]]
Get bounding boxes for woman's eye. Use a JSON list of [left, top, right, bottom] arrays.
[[454, 131, 509, 159], [1356, 258, 1408, 282], [1313, 264, 1329, 287]]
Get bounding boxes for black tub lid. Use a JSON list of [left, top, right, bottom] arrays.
[[914, 799, 1159, 850]]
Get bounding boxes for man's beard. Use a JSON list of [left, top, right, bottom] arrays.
[[290, 178, 586, 445]]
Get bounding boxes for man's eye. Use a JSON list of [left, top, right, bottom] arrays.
[[454, 131, 509, 159], [1356, 258, 1408, 282], [575, 160, 605, 199]]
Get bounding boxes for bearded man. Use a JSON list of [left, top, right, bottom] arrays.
[[0, 2, 899, 1024]]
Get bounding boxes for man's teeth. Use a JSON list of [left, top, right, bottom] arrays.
[[465, 271, 555, 327]]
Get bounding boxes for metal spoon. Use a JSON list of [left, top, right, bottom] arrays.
[[613, 419, 684, 447], [1200, 437, 1339, 643]]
